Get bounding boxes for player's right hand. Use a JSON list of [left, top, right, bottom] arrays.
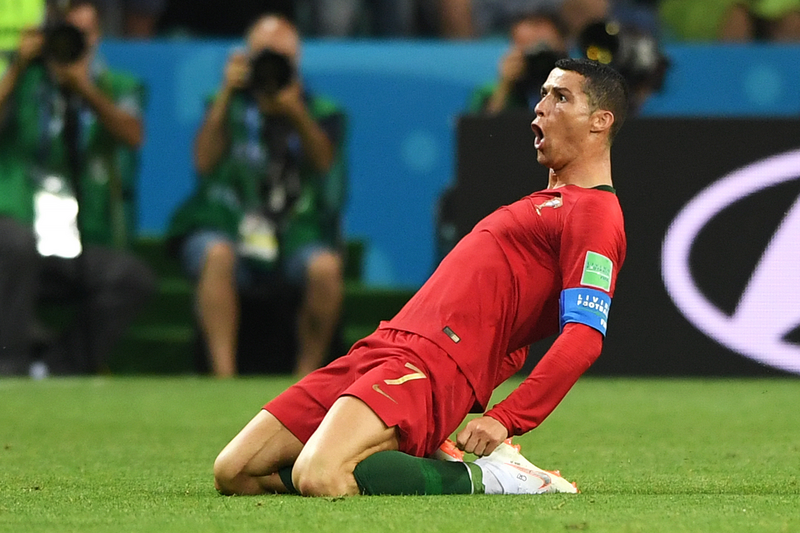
[[456, 415, 509, 457]]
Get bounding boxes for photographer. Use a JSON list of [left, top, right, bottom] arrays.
[[0, 0, 155, 376], [468, 10, 568, 114], [577, 19, 669, 115], [167, 14, 347, 378]]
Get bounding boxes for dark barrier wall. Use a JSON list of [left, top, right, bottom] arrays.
[[453, 114, 800, 376]]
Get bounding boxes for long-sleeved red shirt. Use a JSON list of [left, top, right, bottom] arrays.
[[382, 184, 626, 434]]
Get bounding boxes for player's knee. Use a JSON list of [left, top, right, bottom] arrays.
[[292, 450, 355, 497], [213, 452, 243, 495]]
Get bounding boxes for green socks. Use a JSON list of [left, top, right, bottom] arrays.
[[278, 465, 299, 494], [279, 451, 487, 495], [353, 451, 485, 495]]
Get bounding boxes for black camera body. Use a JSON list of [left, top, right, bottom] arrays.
[[578, 20, 668, 93], [513, 43, 567, 104], [522, 44, 567, 91], [248, 49, 294, 96], [41, 22, 87, 64]]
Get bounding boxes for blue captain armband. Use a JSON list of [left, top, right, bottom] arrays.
[[559, 288, 612, 337]]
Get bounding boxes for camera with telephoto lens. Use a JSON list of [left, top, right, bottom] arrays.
[[578, 20, 669, 95], [519, 43, 567, 95], [41, 22, 87, 64], [248, 49, 294, 96]]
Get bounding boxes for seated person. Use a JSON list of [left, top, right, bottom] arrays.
[[0, 0, 155, 376], [167, 13, 347, 378]]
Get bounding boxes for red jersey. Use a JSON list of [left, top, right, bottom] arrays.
[[382, 185, 626, 428]]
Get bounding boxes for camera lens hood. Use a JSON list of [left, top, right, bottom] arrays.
[[43, 23, 87, 64]]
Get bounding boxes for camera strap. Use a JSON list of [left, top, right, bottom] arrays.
[[32, 81, 89, 258], [235, 99, 304, 268], [237, 103, 283, 267], [36, 81, 94, 164], [243, 104, 301, 222]]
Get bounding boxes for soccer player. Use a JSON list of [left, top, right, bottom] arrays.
[[213, 58, 628, 497]]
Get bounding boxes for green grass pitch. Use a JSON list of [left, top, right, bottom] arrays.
[[1, 376, 798, 533]]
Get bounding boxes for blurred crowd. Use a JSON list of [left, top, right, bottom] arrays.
[[76, 0, 800, 43]]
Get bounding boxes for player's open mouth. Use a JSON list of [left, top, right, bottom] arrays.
[[531, 123, 544, 150]]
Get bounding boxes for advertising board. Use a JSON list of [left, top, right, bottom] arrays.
[[454, 114, 800, 375]]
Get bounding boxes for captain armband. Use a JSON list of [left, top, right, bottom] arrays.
[[559, 288, 612, 337]]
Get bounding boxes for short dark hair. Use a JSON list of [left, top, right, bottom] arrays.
[[554, 58, 629, 141]]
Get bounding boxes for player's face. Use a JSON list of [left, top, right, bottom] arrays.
[[531, 69, 594, 170]]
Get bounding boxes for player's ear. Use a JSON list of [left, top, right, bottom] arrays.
[[590, 109, 614, 135]]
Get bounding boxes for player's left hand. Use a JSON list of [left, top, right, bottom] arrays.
[[456, 415, 508, 457]]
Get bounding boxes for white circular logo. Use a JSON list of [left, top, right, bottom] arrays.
[[662, 148, 800, 375]]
